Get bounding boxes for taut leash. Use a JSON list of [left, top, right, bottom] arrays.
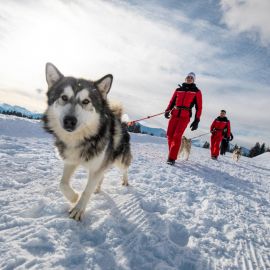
[[127, 113, 211, 142], [127, 111, 166, 126], [190, 132, 210, 140]]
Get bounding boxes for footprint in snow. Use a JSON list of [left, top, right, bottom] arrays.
[[21, 232, 55, 256], [140, 199, 167, 214], [168, 221, 189, 247]]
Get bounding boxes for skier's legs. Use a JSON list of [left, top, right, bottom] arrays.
[[167, 117, 178, 149], [168, 117, 190, 160], [213, 134, 223, 157]]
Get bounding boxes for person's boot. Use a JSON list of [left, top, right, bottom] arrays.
[[166, 158, 175, 165]]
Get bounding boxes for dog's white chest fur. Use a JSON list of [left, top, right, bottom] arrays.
[[63, 145, 81, 164], [63, 144, 107, 169]]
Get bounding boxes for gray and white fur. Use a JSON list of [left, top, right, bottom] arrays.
[[232, 147, 241, 162], [178, 136, 192, 161], [43, 63, 132, 221]]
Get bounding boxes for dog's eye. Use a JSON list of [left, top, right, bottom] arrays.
[[82, 99, 90, 105], [61, 95, 68, 102]]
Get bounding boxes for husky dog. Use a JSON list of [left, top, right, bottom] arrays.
[[178, 136, 192, 161], [232, 147, 241, 161], [43, 63, 132, 221]]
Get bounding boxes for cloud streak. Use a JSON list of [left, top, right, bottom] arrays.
[[220, 0, 270, 46]]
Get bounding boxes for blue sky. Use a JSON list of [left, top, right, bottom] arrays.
[[0, 0, 269, 147]]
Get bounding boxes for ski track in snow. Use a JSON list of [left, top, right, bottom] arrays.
[[0, 116, 270, 270]]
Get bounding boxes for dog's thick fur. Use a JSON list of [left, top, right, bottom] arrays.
[[178, 136, 192, 161], [43, 63, 132, 221], [232, 148, 241, 161]]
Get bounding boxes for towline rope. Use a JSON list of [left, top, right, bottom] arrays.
[[127, 111, 166, 126], [127, 112, 210, 141], [190, 132, 211, 141]]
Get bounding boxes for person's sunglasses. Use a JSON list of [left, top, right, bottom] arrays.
[[186, 76, 194, 80]]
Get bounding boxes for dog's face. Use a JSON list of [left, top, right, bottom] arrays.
[[182, 136, 191, 144], [44, 63, 113, 137]]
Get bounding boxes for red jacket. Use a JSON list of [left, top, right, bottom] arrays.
[[166, 83, 202, 120], [210, 116, 231, 138]]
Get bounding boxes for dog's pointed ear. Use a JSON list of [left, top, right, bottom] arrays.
[[46, 63, 63, 88], [95, 74, 113, 99]]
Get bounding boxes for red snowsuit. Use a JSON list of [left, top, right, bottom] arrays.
[[210, 116, 231, 158], [166, 83, 202, 160]]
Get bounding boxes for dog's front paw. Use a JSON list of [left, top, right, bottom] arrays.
[[122, 181, 129, 186], [69, 203, 86, 221]]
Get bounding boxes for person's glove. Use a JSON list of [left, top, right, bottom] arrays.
[[229, 133, 233, 141], [164, 111, 170, 119], [211, 128, 216, 134], [190, 118, 199, 131]]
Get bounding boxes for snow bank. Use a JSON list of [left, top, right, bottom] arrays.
[[252, 151, 270, 168], [252, 151, 270, 162], [0, 114, 49, 138], [1, 115, 270, 270]]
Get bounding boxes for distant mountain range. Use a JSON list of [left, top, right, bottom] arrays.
[[0, 103, 43, 119], [139, 124, 167, 137]]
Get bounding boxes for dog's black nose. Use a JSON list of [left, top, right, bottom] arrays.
[[63, 116, 77, 131]]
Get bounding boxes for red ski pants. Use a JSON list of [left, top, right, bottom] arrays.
[[167, 116, 190, 160], [211, 132, 223, 157]]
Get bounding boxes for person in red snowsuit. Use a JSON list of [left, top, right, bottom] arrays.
[[164, 72, 202, 165], [210, 110, 231, 160]]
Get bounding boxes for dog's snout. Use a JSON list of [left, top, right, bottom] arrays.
[[63, 116, 77, 132]]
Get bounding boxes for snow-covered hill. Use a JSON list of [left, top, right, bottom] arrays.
[[0, 115, 269, 270]]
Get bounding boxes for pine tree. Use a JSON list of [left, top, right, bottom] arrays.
[[128, 123, 141, 134], [203, 141, 210, 149], [260, 143, 266, 154], [133, 123, 141, 133], [249, 142, 261, 157]]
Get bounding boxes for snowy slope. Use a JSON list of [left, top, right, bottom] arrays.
[[252, 152, 270, 168], [0, 115, 270, 270]]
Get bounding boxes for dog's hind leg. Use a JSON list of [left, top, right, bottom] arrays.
[[60, 163, 79, 203], [114, 158, 130, 186], [185, 151, 190, 161], [69, 171, 104, 221], [122, 168, 129, 186]]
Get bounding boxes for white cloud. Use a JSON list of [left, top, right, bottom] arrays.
[[220, 0, 270, 46], [0, 0, 269, 147], [0, 0, 220, 110]]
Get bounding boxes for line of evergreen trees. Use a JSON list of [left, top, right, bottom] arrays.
[[202, 140, 269, 158], [0, 110, 42, 120], [249, 142, 269, 158]]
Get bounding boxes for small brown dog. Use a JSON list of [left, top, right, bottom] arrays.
[[232, 148, 241, 161], [178, 136, 192, 161]]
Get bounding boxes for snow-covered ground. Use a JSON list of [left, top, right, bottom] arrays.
[[0, 115, 269, 270]]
